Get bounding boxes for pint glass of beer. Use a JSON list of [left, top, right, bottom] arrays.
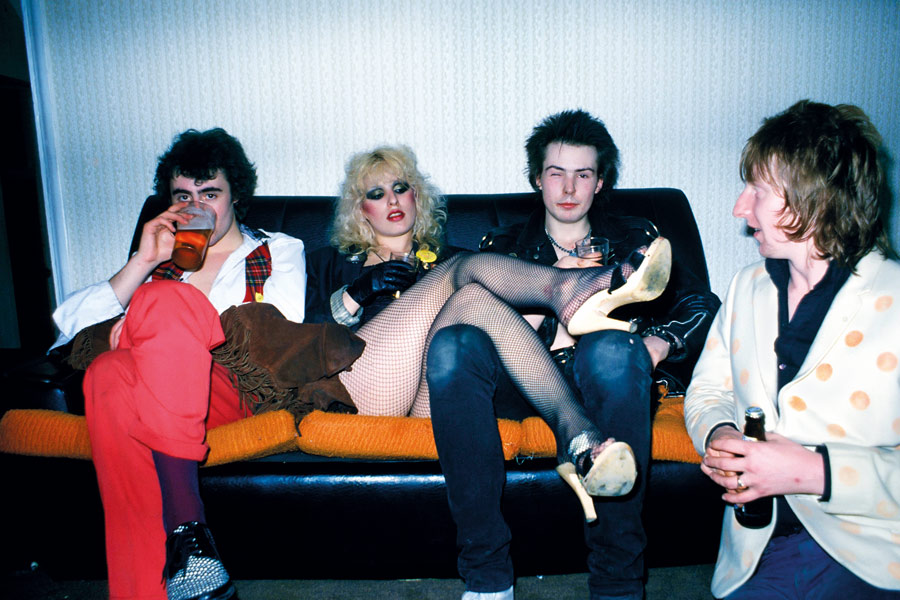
[[172, 202, 216, 270]]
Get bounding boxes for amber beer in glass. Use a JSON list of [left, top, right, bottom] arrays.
[[734, 406, 773, 528], [173, 202, 216, 271]]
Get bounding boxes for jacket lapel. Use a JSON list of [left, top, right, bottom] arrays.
[[793, 254, 877, 380], [750, 267, 780, 409]]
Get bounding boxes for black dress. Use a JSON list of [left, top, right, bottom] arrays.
[[304, 244, 467, 330]]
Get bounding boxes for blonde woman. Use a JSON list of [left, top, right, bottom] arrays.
[[303, 144, 676, 527], [305, 145, 464, 328]]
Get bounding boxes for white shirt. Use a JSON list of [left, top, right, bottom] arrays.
[[51, 228, 306, 349]]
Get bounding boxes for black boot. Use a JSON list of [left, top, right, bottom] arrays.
[[163, 522, 236, 600]]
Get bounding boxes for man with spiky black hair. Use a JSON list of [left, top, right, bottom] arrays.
[[427, 110, 719, 599]]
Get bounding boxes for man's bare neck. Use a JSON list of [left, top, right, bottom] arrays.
[[544, 213, 591, 246]]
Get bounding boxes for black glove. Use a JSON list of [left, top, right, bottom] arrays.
[[345, 261, 417, 306]]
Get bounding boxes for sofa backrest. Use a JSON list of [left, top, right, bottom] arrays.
[[131, 188, 711, 289]]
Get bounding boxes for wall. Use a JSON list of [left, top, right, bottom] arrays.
[[23, 0, 900, 303]]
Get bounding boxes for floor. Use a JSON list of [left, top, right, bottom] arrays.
[[2, 563, 717, 599]]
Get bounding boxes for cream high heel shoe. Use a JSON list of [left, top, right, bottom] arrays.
[[556, 441, 637, 522], [566, 237, 672, 336]]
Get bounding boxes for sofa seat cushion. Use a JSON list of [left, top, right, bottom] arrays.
[[297, 412, 524, 460], [515, 395, 700, 463], [0, 409, 92, 460], [0, 408, 298, 467], [0, 396, 700, 465], [650, 396, 703, 462]]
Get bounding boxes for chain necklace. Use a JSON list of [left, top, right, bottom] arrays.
[[544, 227, 591, 256], [371, 245, 412, 264]]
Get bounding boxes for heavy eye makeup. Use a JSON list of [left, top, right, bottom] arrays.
[[365, 187, 384, 200], [365, 180, 410, 200]]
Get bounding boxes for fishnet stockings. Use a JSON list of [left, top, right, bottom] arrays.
[[338, 251, 637, 459]]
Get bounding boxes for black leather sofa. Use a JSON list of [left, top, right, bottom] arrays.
[[1, 189, 724, 582]]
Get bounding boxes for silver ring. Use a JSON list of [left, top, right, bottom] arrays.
[[737, 476, 746, 490]]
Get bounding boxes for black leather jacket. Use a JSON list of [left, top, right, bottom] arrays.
[[479, 206, 720, 391], [305, 244, 466, 330]]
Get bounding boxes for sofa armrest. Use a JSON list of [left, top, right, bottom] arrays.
[[0, 348, 85, 415]]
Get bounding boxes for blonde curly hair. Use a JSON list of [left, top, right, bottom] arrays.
[[330, 145, 447, 256]]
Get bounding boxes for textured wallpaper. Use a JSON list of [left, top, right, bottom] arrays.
[[23, 0, 900, 303]]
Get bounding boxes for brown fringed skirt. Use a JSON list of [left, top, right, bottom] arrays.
[[65, 303, 366, 423], [212, 303, 365, 421]]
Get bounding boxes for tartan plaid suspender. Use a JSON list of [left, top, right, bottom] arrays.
[[151, 242, 272, 303], [242, 243, 272, 303], [151, 262, 185, 281]]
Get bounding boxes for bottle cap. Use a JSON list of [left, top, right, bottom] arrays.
[[746, 406, 764, 418]]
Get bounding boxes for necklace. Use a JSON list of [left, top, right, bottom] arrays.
[[371, 247, 411, 263], [545, 227, 591, 257]]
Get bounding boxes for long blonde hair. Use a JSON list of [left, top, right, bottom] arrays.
[[330, 145, 447, 256]]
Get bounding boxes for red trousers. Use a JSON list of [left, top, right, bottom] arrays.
[[84, 281, 246, 600]]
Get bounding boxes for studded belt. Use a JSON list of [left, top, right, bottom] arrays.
[[549, 344, 577, 371]]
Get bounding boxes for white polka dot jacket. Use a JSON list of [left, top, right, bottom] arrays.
[[684, 251, 900, 597]]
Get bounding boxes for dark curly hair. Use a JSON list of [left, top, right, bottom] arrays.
[[741, 100, 893, 269], [153, 128, 258, 221], [525, 109, 619, 199]]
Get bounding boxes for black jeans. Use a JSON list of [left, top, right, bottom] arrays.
[[427, 325, 653, 598]]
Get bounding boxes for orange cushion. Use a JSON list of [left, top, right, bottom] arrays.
[[204, 409, 298, 466], [651, 396, 701, 464], [297, 411, 523, 461], [0, 408, 297, 467], [0, 396, 700, 464], [0, 409, 92, 459], [518, 416, 557, 458], [517, 396, 701, 464]]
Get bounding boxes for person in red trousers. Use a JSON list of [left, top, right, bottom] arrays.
[[50, 128, 306, 600]]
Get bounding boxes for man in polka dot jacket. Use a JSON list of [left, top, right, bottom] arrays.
[[685, 100, 900, 599]]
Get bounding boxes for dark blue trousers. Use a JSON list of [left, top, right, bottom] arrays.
[[427, 325, 653, 598], [725, 529, 900, 600]]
